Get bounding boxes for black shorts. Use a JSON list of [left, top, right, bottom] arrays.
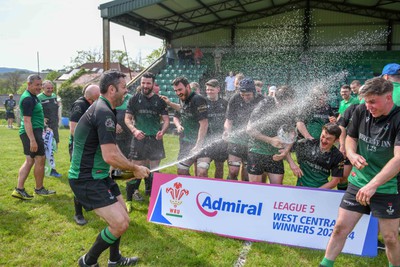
[[247, 152, 284, 175], [340, 183, 400, 219], [129, 136, 165, 161], [6, 112, 15, 119], [202, 140, 228, 162], [20, 128, 45, 158], [227, 142, 248, 161], [69, 177, 121, 211], [344, 158, 351, 165]]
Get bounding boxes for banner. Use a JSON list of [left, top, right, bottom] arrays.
[[148, 173, 378, 256]]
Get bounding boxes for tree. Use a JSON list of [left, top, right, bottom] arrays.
[[69, 48, 103, 68], [4, 71, 24, 94], [145, 47, 164, 66]]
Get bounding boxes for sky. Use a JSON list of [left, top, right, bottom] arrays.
[[0, 0, 164, 72]]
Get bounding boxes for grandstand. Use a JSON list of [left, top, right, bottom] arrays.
[[99, 0, 400, 107]]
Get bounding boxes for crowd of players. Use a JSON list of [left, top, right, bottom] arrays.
[[9, 62, 400, 266]]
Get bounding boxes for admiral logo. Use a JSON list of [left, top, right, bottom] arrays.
[[166, 182, 189, 218], [196, 192, 263, 217]]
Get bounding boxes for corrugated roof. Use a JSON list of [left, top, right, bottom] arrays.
[[99, 0, 400, 40]]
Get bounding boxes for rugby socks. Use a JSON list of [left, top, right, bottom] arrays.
[[320, 257, 334, 267], [126, 180, 140, 201], [389, 263, 400, 267], [85, 227, 118, 265], [109, 237, 121, 262], [337, 183, 348, 191], [74, 196, 83, 216]]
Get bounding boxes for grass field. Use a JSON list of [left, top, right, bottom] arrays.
[[0, 123, 390, 266]]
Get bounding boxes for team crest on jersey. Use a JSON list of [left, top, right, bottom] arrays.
[[105, 117, 115, 131], [72, 106, 82, 114]]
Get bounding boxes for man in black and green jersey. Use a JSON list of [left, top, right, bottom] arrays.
[[69, 70, 149, 267], [11, 74, 56, 200], [297, 87, 336, 140], [223, 77, 264, 181], [202, 79, 228, 178], [337, 103, 359, 191], [288, 123, 344, 189], [247, 86, 297, 184], [124, 72, 169, 210], [38, 80, 61, 177], [69, 84, 100, 226], [321, 77, 400, 267], [171, 76, 209, 177]]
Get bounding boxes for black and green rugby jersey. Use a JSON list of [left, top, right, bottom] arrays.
[[347, 104, 400, 194], [37, 92, 59, 127], [68, 96, 117, 180], [248, 96, 297, 155], [295, 139, 344, 188], [126, 93, 168, 136], [69, 96, 92, 146], [225, 93, 264, 145], [206, 97, 227, 140], [337, 104, 359, 129], [19, 90, 44, 135], [174, 92, 208, 144], [297, 103, 334, 139]]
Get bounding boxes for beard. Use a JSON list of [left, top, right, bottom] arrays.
[[142, 87, 153, 96]]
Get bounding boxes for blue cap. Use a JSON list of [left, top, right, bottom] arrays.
[[381, 63, 400, 76], [238, 77, 256, 93]]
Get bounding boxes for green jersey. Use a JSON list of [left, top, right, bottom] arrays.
[[174, 92, 208, 143], [295, 139, 344, 188], [19, 90, 44, 135], [347, 104, 400, 194], [392, 81, 400, 106], [338, 96, 359, 115], [69, 96, 116, 180], [126, 93, 168, 136], [37, 92, 59, 127]]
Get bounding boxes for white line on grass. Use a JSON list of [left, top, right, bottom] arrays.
[[233, 241, 252, 267]]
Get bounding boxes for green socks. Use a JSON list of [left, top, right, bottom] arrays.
[[320, 257, 334, 267]]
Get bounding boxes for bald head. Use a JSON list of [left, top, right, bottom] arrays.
[[84, 84, 100, 104]]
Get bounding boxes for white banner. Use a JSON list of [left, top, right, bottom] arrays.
[[148, 173, 378, 256]]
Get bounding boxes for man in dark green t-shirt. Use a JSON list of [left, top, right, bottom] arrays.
[[321, 77, 400, 267], [69, 70, 149, 267], [337, 84, 359, 120], [171, 76, 209, 177], [38, 80, 61, 177], [11, 74, 56, 200], [124, 72, 169, 210], [289, 123, 344, 189]]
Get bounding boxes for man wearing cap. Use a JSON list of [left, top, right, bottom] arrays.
[[381, 63, 400, 235], [381, 63, 400, 106], [320, 77, 400, 267], [201, 79, 228, 178], [169, 76, 209, 177], [223, 77, 264, 181], [4, 94, 16, 128]]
